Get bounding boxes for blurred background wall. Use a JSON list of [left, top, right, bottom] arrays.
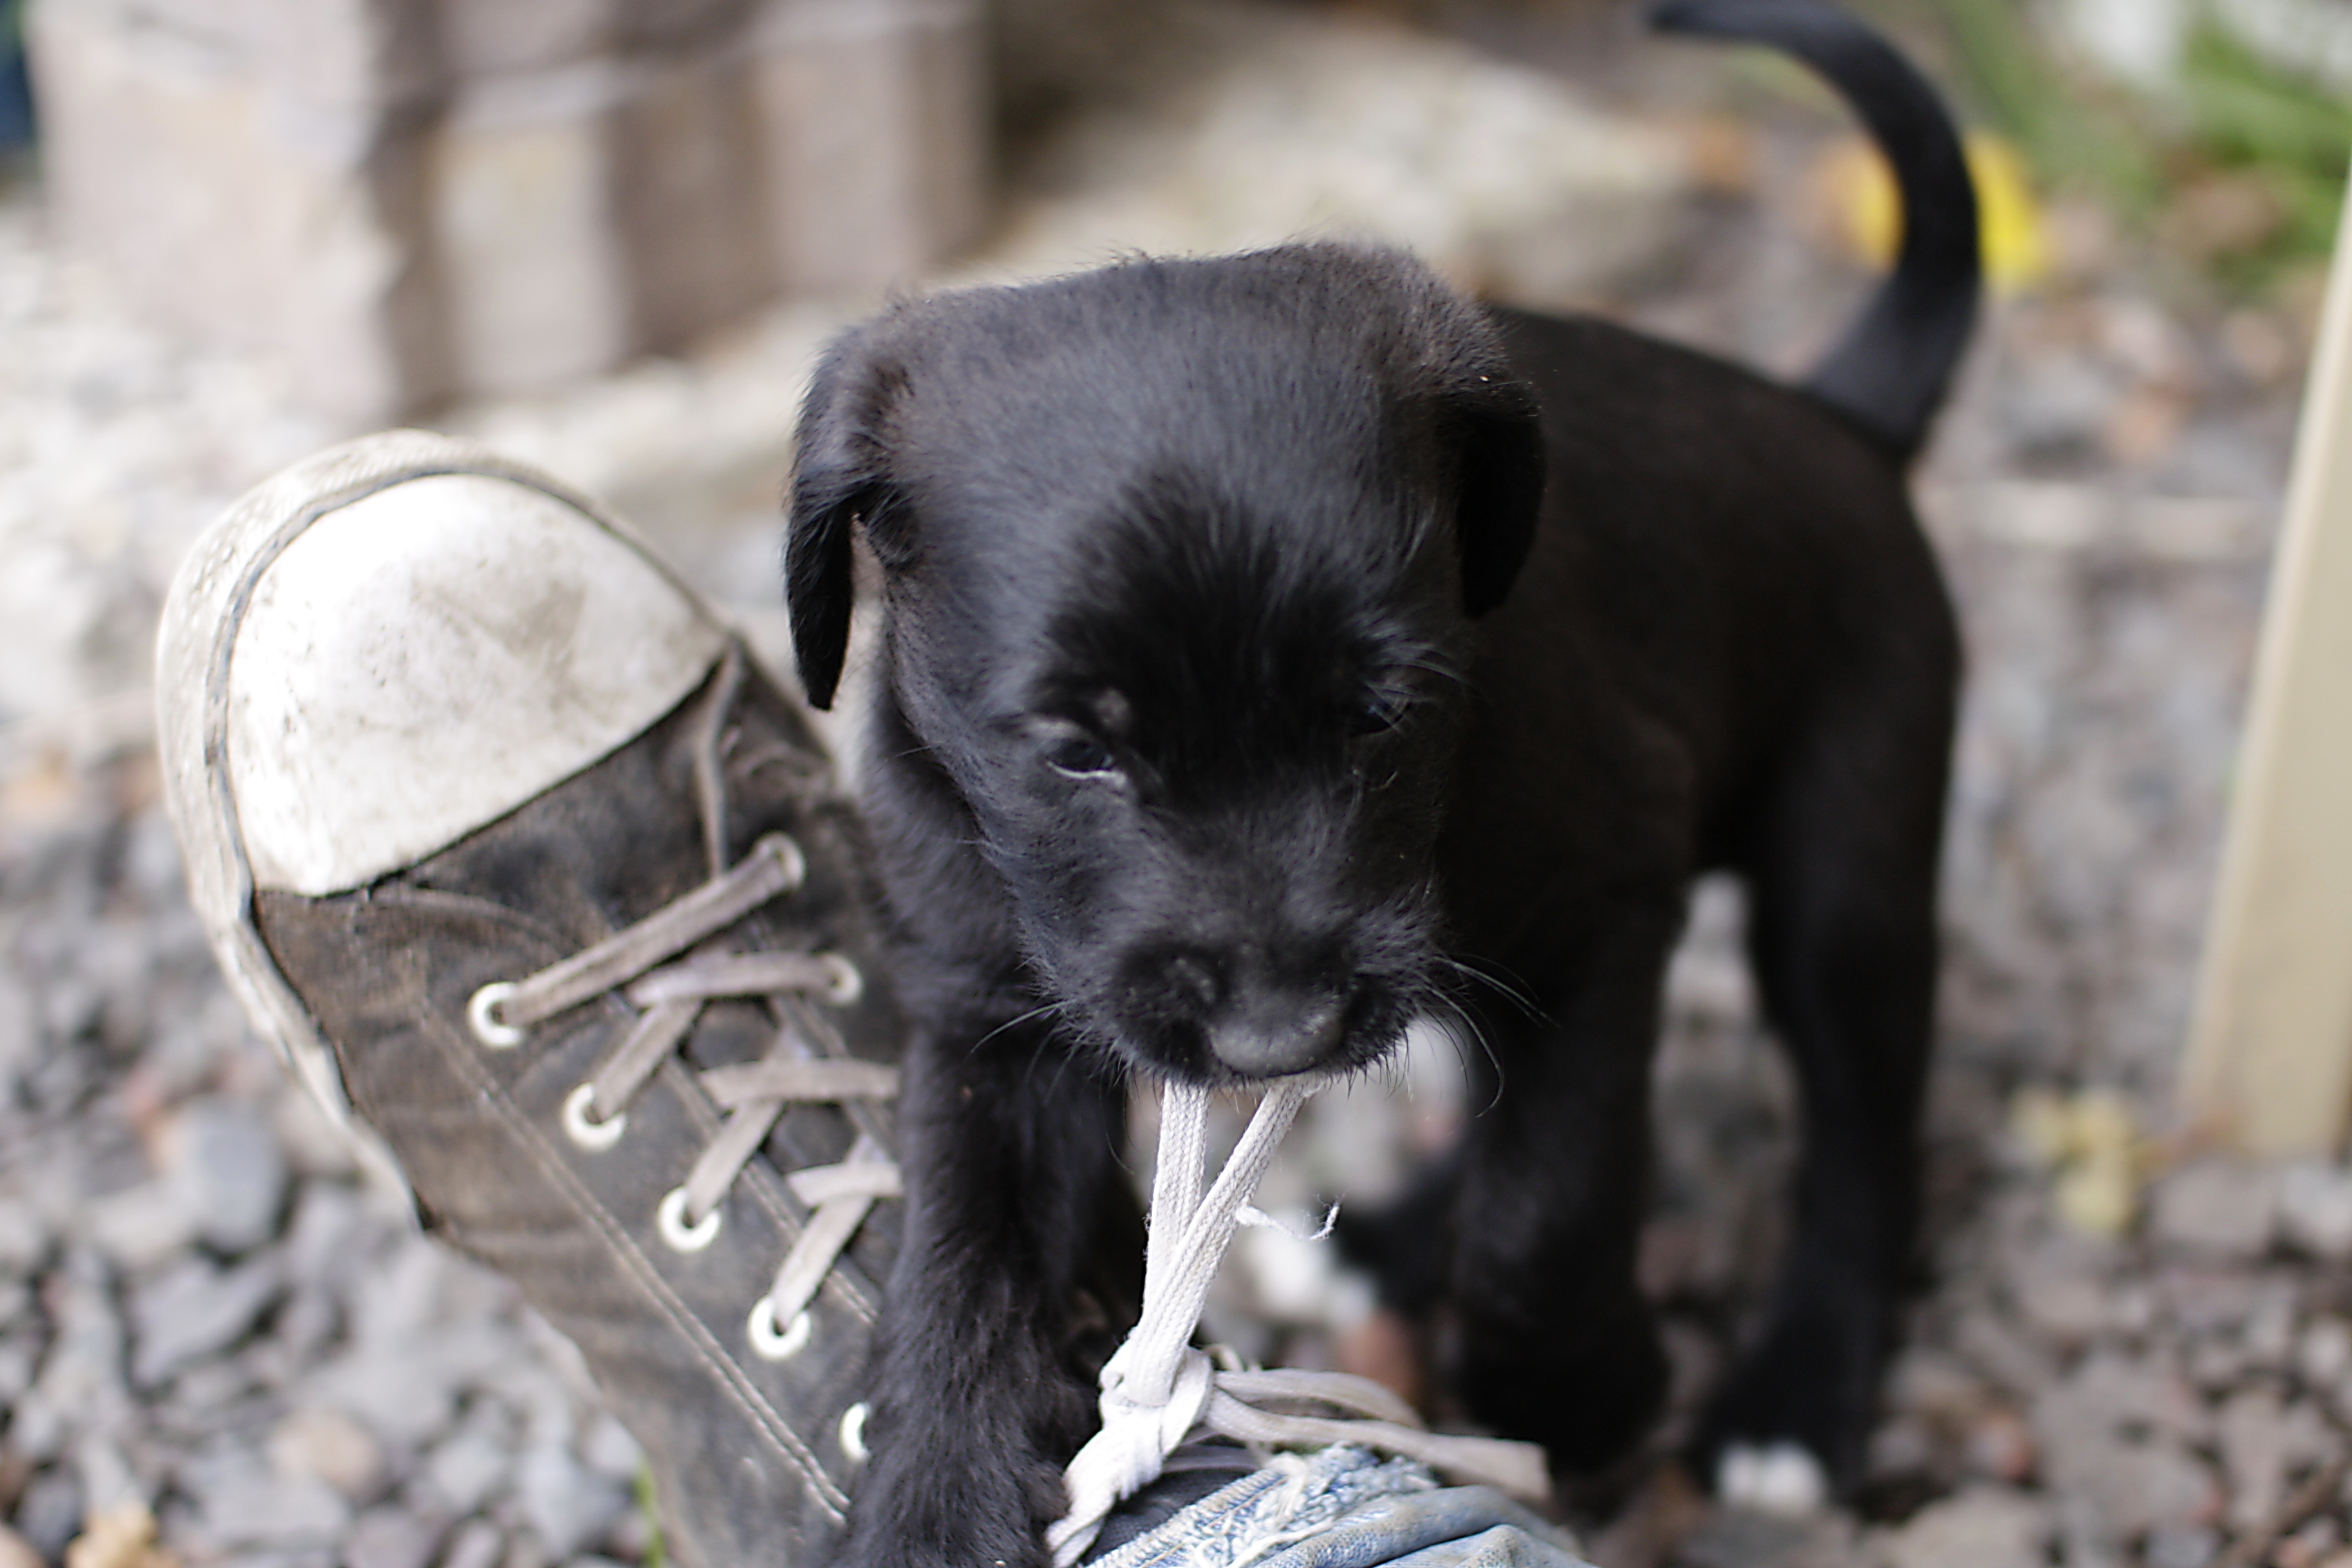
[[24, 0, 986, 420]]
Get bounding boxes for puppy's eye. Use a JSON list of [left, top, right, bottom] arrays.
[[1350, 691, 1408, 736], [1045, 734, 1121, 778]]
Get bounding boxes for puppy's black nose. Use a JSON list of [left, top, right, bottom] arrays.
[[1206, 993, 1345, 1078]]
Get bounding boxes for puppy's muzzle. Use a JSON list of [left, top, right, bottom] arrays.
[[1149, 949, 1349, 1078], [1207, 997, 1345, 1077]]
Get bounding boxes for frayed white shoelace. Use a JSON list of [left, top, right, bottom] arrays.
[[1048, 1080, 1551, 1567]]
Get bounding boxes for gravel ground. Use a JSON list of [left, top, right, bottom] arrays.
[[0, 5, 2342, 1567]]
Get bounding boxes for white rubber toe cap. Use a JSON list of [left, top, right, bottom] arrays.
[[227, 470, 725, 895], [158, 430, 730, 1143]]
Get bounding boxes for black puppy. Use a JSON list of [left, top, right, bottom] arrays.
[[783, 1, 1977, 1560]]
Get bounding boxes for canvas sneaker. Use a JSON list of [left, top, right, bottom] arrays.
[[156, 430, 904, 1568]]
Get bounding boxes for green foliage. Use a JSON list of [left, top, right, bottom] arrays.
[[635, 1464, 669, 1568], [1936, 0, 2167, 212], [2178, 19, 2352, 264], [1849, 0, 2348, 289]]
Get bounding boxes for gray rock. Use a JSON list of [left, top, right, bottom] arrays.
[[166, 1353, 259, 1413], [272, 1284, 342, 1366], [1869, 1414, 1937, 1477], [165, 1097, 288, 1255], [270, 1089, 360, 1180], [2109, 1282, 2158, 1336], [440, 1520, 505, 1568], [0, 1197, 46, 1276], [1957, 1309, 2058, 1397], [516, 1447, 627, 1560], [2143, 1526, 2219, 1568], [304, 1348, 462, 1449], [2285, 1517, 2342, 1562], [129, 1252, 283, 1387], [0, 975, 34, 1100], [1963, 1407, 2039, 1486], [2150, 1161, 2278, 1260], [2243, 1278, 2301, 1367], [268, 1406, 391, 1503], [84, 1181, 196, 1273], [11, 1248, 129, 1462], [347, 1507, 445, 1568], [70, 1432, 143, 1517], [478, 1352, 577, 1454], [503, 1529, 552, 1568], [1881, 1487, 2049, 1568], [1888, 1348, 1992, 1425], [2216, 1387, 2338, 1531], [2161, 1268, 2266, 1334], [2188, 1334, 2252, 1394], [2012, 1264, 2111, 1347], [346, 1237, 510, 1352], [0, 1525, 46, 1568], [184, 1460, 352, 1549], [2047, 1438, 2220, 1538], [2034, 1350, 2210, 1451], [2279, 1162, 2352, 1259], [12, 1468, 84, 1559], [2003, 352, 2120, 460], [576, 1416, 642, 1482], [281, 1181, 369, 1291], [2301, 1316, 2352, 1386], [423, 1423, 514, 1516], [0, 1332, 37, 1407]]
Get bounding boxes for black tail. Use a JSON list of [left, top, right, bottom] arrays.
[[1650, 0, 1981, 461]]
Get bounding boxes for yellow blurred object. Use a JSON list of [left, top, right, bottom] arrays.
[[2010, 1085, 2075, 1164], [2010, 1086, 2145, 1238], [1818, 129, 2049, 294], [2055, 1150, 2140, 1237], [64, 1506, 178, 1568]]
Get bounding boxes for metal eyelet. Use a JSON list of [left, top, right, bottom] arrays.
[[818, 954, 863, 1007], [747, 1296, 813, 1361], [839, 1401, 870, 1462], [563, 1083, 627, 1151], [657, 1186, 722, 1252], [468, 982, 525, 1049]]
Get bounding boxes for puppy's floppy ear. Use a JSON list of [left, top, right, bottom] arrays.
[[1449, 369, 1546, 619], [786, 328, 901, 710]]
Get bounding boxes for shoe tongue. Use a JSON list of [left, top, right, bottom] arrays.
[[229, 473, 728, 896]]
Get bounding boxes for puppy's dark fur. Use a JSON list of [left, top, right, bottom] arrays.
[[784, 3, 1978, 1562]]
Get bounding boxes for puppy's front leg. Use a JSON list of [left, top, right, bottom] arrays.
[[1451, 915, 1683, 1491], [845, 1014, 1125, 1568]]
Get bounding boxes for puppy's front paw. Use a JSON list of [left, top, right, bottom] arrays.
[[1455, 1294, 1668, 1479], [1714, 1441, 1829, 1517], [841, 1417, 1061, 1568], [1690, 1287, 1886, 1504]]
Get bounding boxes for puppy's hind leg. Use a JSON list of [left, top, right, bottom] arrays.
[[1693, 658, 1955, 1509]]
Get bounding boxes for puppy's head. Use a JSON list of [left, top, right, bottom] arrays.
[[787, 246, 1543, 1084]]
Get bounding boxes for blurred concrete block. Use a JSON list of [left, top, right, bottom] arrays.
[[26, 0, 988, 422], [28, 0, 444, 420], [756, 3, 989, 295], [437, 0, 613, 80], [609, 48, 773, 355], [429, 68, 633, 395]]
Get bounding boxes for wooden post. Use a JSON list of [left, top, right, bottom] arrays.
[[2181, 159, 2352, 1155]]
